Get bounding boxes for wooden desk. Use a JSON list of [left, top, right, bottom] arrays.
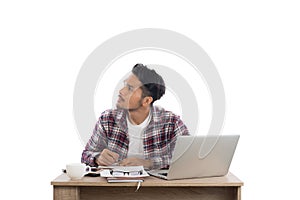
[[51, 172, 243, 200]]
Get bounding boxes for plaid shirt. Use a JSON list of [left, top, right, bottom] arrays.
[[81, 106, 189, 169]]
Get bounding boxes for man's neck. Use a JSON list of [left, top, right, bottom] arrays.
[[128, 106, 151, 125]]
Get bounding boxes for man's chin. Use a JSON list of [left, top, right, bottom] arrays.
[[116, 104, 127, 110]]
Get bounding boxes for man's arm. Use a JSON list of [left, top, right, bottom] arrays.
[[81, 118, 108, 167], [150, 116, 189, 169], [119, 157, 153, 169]]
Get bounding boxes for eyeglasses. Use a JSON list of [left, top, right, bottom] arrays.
[[123, 81, 142, 92], [109, 169, 143, 176]]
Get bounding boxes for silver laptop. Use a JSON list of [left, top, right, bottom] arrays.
[[148, 135, 239, 180]]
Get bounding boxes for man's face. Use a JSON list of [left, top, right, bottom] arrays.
[[116, 74, 144, 110]]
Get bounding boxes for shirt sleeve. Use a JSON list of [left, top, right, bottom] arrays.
[[81, 116, 108, 167], [150, 116, 189, 169]]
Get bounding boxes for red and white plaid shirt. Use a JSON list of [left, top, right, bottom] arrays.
[[81, 106, 189, 169]]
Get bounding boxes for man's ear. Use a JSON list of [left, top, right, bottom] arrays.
[[143, 96, 153, 106]]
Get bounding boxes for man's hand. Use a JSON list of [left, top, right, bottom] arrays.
[[95, 149, 119, 166], [119, 157, 153, 169]]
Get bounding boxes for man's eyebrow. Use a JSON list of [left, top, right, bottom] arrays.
[[124, 80, 134, 88], [128, 84, 134, 89]]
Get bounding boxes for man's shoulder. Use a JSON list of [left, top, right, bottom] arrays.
[[98, 108, 125, 121], [152, 106, 189, 134], [152, 105, 173, 115], [152, 106, 181, 121]]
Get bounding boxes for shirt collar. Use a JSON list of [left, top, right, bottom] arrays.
[[116, 106, 160, 132]]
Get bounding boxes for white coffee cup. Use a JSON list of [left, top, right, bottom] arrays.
[[66, 163, 91, 180]]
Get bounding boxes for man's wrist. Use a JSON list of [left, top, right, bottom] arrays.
[[94, 153, 101, 166]]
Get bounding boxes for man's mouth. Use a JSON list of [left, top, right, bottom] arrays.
[[118, 95, 125, 102]]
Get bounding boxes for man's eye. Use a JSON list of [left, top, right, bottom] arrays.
[[128, 86, 133, 91]]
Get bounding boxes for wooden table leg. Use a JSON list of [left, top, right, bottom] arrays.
[[53, 186, 80, 200], [237, 186, 242, 200]]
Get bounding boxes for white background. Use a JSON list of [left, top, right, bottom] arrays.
[[1, 1, 299, 199]]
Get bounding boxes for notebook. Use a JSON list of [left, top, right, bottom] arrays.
[[148, 135, 239, 180]]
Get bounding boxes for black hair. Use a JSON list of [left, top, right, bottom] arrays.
[[132, 63, 166, 105]]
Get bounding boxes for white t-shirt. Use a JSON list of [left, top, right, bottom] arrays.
[[126, 112, 152, 159]]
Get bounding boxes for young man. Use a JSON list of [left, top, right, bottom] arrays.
[[81, 64, 189, 169]]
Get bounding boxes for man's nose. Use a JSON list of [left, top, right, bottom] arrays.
[[119, 86, 126, 95]]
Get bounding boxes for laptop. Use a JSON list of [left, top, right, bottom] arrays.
[[148, 135, 239, 180]]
